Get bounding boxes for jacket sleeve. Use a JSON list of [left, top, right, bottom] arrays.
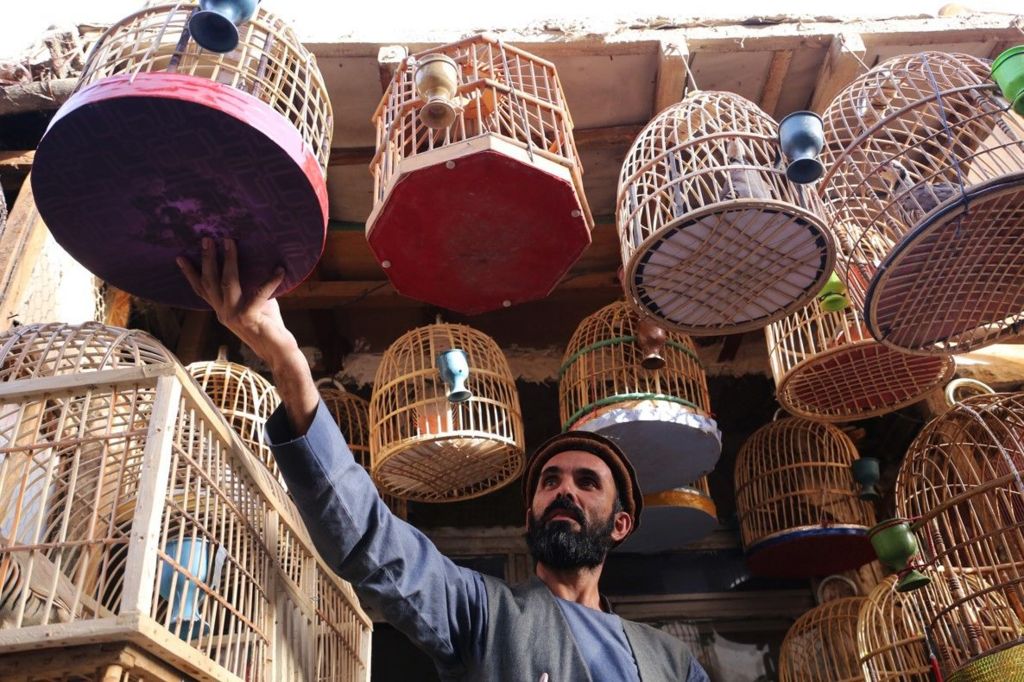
[[265, 400, 487, 672]]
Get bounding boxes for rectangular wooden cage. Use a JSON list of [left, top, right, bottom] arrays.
[[0, 361, 371, 680]]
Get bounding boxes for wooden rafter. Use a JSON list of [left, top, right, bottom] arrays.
[[759, 49, 793, 117], [653, 39, 689, 115], [809, 32, 866, 114]]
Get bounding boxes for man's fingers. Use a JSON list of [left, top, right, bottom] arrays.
[[176, 257, 207, 300], [255, 266, 286, 302], [221, 238, 243, 307], [199, 237, 222, 307]]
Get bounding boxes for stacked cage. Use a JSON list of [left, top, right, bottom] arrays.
[[780, 597, 866, 682]]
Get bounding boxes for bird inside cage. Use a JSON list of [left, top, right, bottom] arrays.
[[878, 159, 961, 229], [0, 540, 78, 628]]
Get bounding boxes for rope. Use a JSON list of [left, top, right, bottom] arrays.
[[922, 56, 971, 237]]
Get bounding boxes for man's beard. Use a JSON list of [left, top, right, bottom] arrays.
[[525, 496, 616, 570]]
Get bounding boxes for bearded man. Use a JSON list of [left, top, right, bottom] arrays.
[[178, 238, 709, 681]]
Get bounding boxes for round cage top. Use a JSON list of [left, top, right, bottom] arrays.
[[780, 597, 866, 682], [318, 380, 408, 519], [615, 479, 718, 554], [369, 323, 525, 502], [617, 90, 834, 335], [186, 349, 281, 480], [31, 3, 332, 310], [734, 416, 876, 578], [821, 51, 1024, 354], [894, 392, 1024, 678], [766, 293, 954, 422], [0, 322, 173, 382], [559, 300, 721, 491], [368, 35, 592, 314]]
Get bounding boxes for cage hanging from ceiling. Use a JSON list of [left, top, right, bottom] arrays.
[[558, 300, 720, 493], [780, 597, 866, 682], [820, 51, 1024, 354], [616, 90, 834, 335], [766, 284, 953, 422], [894, 391, 1024, 681], [368, 35, 593, 314], [318, 379, 408, 520], [30, 3, 332, 309], [370, 322, 525, 502], [186, 347, 282, 484], [0, 322, 371, 681], [615, 477, 718, 554], [734, 416, 876, 578]]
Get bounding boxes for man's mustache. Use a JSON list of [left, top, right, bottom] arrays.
[[541, 497, 584, 526]]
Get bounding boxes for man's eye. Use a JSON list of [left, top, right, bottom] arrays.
[[542, 477, 558, 487]]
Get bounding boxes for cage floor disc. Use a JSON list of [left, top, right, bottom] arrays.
[[745, 526, 875, 578], [628, 201, 833, 335], [367, 142, 591, 314], [572, 400, 721, 492], [866, 176, 1024, 353], [778, 338, 954, 422], [615, 488, 718, 553], [31, 73, 328, 310], [948, 642, 1024, 682], [373, 435, 523, 503]]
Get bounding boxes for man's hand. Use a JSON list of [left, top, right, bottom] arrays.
[[177, 238, 318, 434]]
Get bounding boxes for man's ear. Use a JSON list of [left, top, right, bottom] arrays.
[[610, 510, 633, 543]]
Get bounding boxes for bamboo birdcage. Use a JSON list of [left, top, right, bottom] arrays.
[[318, 379, 408, 520], [780, 596, 866, 682], [368, 35, 592, 314], [616, 477, 717, 553], [0, 323, 371, 681], [766, 292, 954, 422], [820, 51, 1024, 354], [617, 91, 834, 335], [186, 348, 281, 483], [370, 323, 525, 502], [559, 300, 721, 492], [894, 392, 1024, 681], [735, 417, 876, 578], [31, 3, 333, 309]]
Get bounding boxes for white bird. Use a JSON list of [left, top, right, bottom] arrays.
[[724, 137, 774, 201]]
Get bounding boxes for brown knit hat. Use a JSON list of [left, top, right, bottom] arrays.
[[523, 430, 643, 537]]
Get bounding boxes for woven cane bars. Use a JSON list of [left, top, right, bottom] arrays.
[[318, 379, 408, 520], [0, 323, 370, 681], [894, 392, 1024, 681], [766, 294, 953, 422], [780, 597, 866, 682], [735, 417, 876, 578], [617, 90, 833, 335], [370, 323, 524, 502], [821, 51, 1024, 353]]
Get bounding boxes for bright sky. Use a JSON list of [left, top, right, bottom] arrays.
[[1, 0, 1020, 59]]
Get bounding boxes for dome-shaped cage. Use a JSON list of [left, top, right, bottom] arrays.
[[821, 51, 1024, 354], [186, 349, 281, 482], [895, 392, 1024, 680], [318, 379, 408, 520], [617, 91, 834, 335], [559, 300, 720, 492], [766, 292, 954, 422], [616, 477, 718, 553], [735, 417, 876, 578], [370, 323, 525, 502], [780, 597, 866, 682], [0, 323, 370, 679], [368, 35, 592, 314], [31, 3, 333, 309]]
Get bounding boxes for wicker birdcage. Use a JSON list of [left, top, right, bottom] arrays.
[[821, 51, 1024, 354], [186, 347, 281, 483], [616, 90, 834, 335], [368, 35, 592, 314], [318, 379, 408, 520], [559, 301, 721, 493], [780, 596, 866, 682], [0, 323, 371, 681], [31, 3, 332, 309], [766, 292, 954, 422], [894, 391, 1024, 681], [735, 416, 876, 578], [369, 323, 525, 502], [615, 477, 717, 553]]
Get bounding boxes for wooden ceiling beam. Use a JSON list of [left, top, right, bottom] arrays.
[[808, 32, 866, 114], [653, 39, 689, 115], [759, 49, 793, 117], [377, 44, 407, 92]]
